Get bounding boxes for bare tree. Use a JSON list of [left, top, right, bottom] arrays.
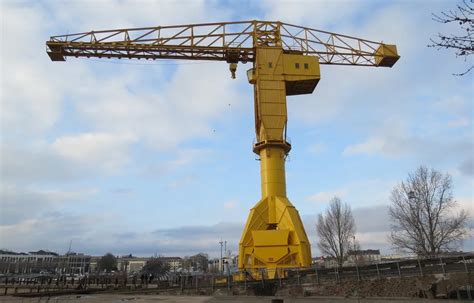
[[389, 166, 468, 256], [429, 0, 474, 75], [316, 197, 356, 266]]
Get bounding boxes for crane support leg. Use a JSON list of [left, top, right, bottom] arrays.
[[238, 146, 311, 279], [238, 47, 319, 279]]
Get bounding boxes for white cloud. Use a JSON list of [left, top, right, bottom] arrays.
[[457, 197, 474, 215], [0, 212, 114, 254], [224, 200, 238, 210], [356, 231, 390, 247], [142, 148, 213, 177], [2, 203, 471, 257], [1, 4, 66, 135], [0, 184, 98, 225], [342, 133, 473, 168], [0, 1, 243, 184], [447, 117, 470, 128], [341, 114, 473, 178], [343, 138, 385, 156], [1, 142, 79, 183], [434, 96, 471, 116], [166, 175, 197, 189], [52, 132, 137, 173], [308, 189, 347, 204], [47, 0, 232, 32], [0, 2, 244, 255], [307, 142, 327, 155], [72, 62, 242, 150], [306, 179, 396, 207], [261, 0, 371, 29], [458, 158, 473, 176]]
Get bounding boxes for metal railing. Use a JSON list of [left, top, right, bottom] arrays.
[[1, 253, 472, 296]]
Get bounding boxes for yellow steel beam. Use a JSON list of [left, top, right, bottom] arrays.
[[238, 43, 320, 279], [46, 20, 399, 66]]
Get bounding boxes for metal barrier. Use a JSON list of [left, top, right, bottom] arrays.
[[1, 253, 472, 296]]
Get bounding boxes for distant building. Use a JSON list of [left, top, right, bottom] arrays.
[[56, 252, 91, 275], [116, 256, 149, 273], [182, 253, 209, 272], [0, 250, 59, 274], [348, 249, 381, 265], [324, 257, 339, 268], [0, 250, 92, 275], [157, 257, 182, 271], [208, 258, 220, 273], [380, 252, 419, 263], [88, 256, 101, 272], [311, 256, 326, 268]]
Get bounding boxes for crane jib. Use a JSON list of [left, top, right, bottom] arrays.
[[46, 20, 399, 67]]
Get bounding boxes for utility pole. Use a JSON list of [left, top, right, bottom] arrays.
[[224, 241, 227, 274], [353, 235, 357, 265], [219, 239, 224, 273]]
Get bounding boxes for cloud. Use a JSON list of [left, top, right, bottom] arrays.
[[307, 142, 327, 155], [308, 189, 347, 204], [353, 205, 391, 233], [0, 212, 114, 254], [456, 197, 474, 215], [0, 1, 242, 256], [72, 62, 242, 151], [1, 2, 241, 184], [342, 123, 473, 173], [142, 148, 213, 178], [110, 188, 134, 195], [261, 0, 372, 29], [223, 200, 238, 210], [52, 132, 137, 173], [1, 3, 79, 136], [459, 158, 473, 176], [2, 203, 472, 257], [0, 219, 244, 257], [0, 185, 98, 225], [447, 117, 470, 128], [434, 96, 471, 116], [0, 143, 82, 183], [306, 179, 396, 207], [343, 138, 385, 156], [166, 175, 197, 189], [46, 0, 233, 32]]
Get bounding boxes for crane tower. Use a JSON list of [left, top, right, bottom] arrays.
[[47, 20, 399, 279]]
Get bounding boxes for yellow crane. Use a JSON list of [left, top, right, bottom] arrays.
[[46, 20, 399, 279]]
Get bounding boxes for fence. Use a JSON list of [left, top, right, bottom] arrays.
[[1, 254, 472, 296]]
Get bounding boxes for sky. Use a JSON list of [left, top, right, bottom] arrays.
[[1, 0, 473, 258]]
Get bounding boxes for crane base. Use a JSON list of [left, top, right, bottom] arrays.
[[238, 195, 311, 279]]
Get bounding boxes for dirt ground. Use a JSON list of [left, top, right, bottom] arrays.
[[0, 295, 465, 303]]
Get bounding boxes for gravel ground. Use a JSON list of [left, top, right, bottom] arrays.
[[0, 295, 465, 303]]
